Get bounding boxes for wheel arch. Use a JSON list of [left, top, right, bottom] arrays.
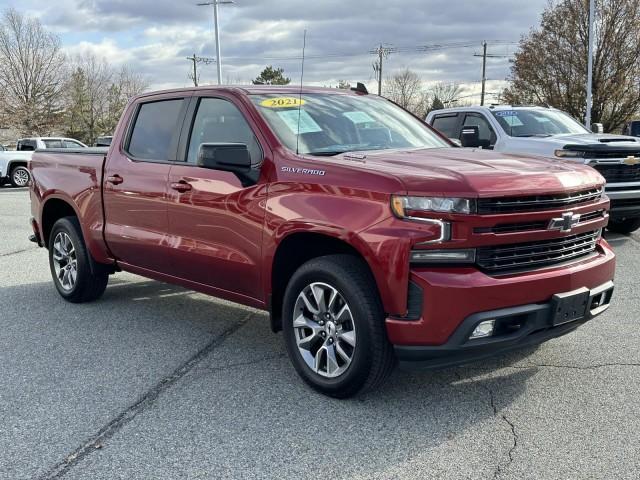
[[268, 229, 387, 333], [41, 196, 115, 276], [41, 197, 80, 248]]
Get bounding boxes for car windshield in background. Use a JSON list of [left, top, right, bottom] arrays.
[[251, 93, 448, 156], [491, 109, 589, 137]]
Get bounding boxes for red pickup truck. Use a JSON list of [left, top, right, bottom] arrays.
[[29, 86, 615, 397]]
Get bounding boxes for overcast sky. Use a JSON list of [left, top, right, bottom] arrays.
[[6, 0, 549, 101]]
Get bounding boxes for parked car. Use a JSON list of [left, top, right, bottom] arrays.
[[427, 105, 640, 233], [29, 86, 615, 397], [0, 137, 87, 187], [0, 149, 32, 187], [95, 136, 113, 147]]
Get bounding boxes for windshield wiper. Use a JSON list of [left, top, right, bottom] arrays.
[[306, 150, 347, 156]]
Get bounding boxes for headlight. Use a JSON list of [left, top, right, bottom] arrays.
[[554, 149, 585, 158], [391, 196, 475, 218]]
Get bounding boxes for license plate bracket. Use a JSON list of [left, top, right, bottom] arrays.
[[551, 288, 590, 326]]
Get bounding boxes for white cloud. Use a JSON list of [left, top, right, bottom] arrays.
[[7, 0, 549, 98]]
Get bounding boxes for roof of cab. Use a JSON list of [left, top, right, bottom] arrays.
[[133, 84, 361, 101]]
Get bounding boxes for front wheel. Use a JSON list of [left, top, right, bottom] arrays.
[[48, 217, 108, 303], [607, 218, 640, 234], [282, 254, 395, 398], [10, 166, 30, 187]]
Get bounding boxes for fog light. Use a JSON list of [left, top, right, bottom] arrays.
[[410, 249, 476, 264], [470, 320, 495, 339]]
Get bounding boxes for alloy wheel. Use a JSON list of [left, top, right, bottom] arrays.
[[293, 282, 357, 378], [12, 168, 29, 187], [52, 232, 77, 291]]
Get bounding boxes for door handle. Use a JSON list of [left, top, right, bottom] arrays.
[[170, 180, 192, 192], [107, 174, 123, 185]]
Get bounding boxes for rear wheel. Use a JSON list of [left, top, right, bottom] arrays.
[[607, 218, 640, 234], [10, 166, 30, 187], [283, 254, 395, 398], [48, 217, 108, 303]]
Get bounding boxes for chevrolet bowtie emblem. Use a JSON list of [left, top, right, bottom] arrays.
[[624, 156, 639, 165], [548, 212, 581, 232]]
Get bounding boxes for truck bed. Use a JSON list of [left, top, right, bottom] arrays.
[[30, 148, 111, 263]]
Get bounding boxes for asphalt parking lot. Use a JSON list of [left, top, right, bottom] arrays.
[[1, 185, 639, 480]]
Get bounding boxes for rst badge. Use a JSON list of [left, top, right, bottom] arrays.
[[548, 212, 581, 232]]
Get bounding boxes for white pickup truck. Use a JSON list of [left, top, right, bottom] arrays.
[[427, 105, 640, 233], [0, 137, 87, 187]]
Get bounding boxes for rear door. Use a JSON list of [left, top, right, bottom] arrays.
[[103, 94, 191, 272], [166, 94, 268, 301]]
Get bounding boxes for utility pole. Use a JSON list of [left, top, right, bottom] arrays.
[[369, 44, 396, 96], [185, 54, 216, 86], [474, 42, 510, 106], [585, 0, 595, 129], [197, 0, 234, 85], [480, 41, 487, 106]]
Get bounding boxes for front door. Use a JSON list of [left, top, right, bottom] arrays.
[[103, 96, 190, 272], [167, 96, 267, 301]]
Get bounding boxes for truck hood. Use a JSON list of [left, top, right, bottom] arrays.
[[350, 148, 603, 197], [539, 133, 640, 146]]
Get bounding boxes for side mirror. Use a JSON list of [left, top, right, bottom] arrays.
[[449, 138, 462, 147], [197, 143, 251, 173], [460, 126, 481, 148], [591, 123, 604, 134]]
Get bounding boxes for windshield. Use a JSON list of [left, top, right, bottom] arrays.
[[251, 93, 448, 155], [491, 109, 589, 137]]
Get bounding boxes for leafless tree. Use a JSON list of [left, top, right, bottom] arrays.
[[0, 8, 66, 136], [64, 54, 147, 144], [502, 0, 640, 131], [383, 69, 426, 116], [428, 82, 463, 107]]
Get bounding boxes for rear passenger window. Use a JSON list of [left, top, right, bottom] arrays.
[[431, 115, 459, 138], [128, 99, 185, 160]]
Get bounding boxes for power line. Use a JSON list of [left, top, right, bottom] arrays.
[[185, 54, 216, 86]]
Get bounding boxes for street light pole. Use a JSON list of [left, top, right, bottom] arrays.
[[197, 1, 234, 85], [585, 0, 595, 129]]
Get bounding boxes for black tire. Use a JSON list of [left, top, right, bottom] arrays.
[[48, 216, 108, 303], [9, 165, 30, 187], [607, 218, 640, 234], [282, 254, 396, 398]]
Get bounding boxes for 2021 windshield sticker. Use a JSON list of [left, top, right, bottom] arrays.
[[260, 97, 306, 108], [281, 166, 326, 176]]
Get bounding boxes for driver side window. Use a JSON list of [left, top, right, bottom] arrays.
[[462, 114, 496, 148], [187, 98, 262, 167]]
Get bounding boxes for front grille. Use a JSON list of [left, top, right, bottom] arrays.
[[476, 230, 599, 273], [593, 164, 640, 183], [474, 210, 606, 234], [477, 188, 602, 214], [611, 198, 640, 208]]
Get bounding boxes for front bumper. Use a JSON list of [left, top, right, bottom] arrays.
[[395, 281, 613, 368], [386, 239, 616, 366], [605, 186, 640, 219]]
